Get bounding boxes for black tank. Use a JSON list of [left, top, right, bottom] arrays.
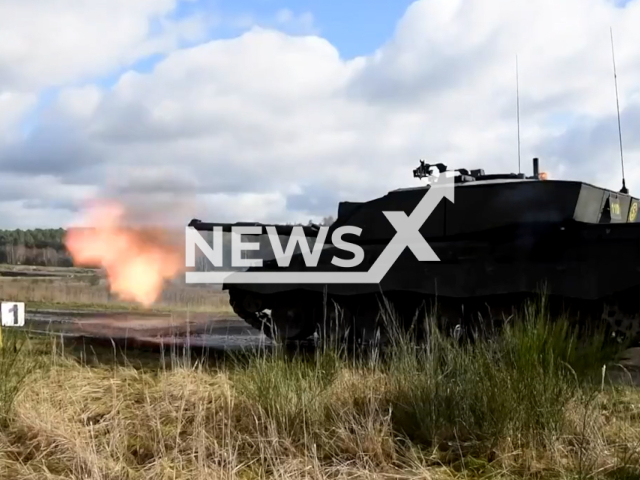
[[187, 158, 640, 343]]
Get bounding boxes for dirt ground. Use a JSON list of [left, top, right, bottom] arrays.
[[23, 308, 262, 350], [16, 308, 640, 386]]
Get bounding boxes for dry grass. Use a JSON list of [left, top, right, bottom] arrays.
[[0, 301, 639, 479], [0, 275, 232, 313]]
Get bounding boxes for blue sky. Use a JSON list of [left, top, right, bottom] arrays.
[[19, 0, 636, 138], [174, 0, 416, 58], [21, 0, 416, 136], [142, 0, 417, 74], [168, 0, 635, 58], [33, 0, 637, 94], [115, 0, 417, 84]]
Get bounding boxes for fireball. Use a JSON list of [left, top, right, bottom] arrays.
[[64, 200, 185, 307]]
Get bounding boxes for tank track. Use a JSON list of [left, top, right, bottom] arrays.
[[226, 287, 522, 343], [601, 295, 640, 345], [227, 286, 640, 347]]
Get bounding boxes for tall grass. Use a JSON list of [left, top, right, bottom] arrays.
[[0, 328, 44, 428], [0, 296, 638, 479], [380, 298, 602, 451]]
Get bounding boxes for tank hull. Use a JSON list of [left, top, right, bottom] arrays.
[[225, 222, 640, 300], [220, 221, 640, 344], [190, 172, 640, 344]]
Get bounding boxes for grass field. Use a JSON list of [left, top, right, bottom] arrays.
[[0, 298, 639, 479], [0, 264, 232, 313]]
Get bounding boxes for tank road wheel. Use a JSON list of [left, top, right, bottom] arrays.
[[269, 304, 318, 342], [228, 288, 274, 338], [601, 301, 640, 345]]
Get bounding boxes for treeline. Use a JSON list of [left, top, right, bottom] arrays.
[[0, 228, 73, 266], [0, 217, 337, 268]]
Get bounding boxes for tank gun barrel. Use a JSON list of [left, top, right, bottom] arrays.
[[187, 219, 322, 237]]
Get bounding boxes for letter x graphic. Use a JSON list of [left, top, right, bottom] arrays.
[[368, 175, 455, 279]]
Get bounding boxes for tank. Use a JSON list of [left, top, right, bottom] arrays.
[[187, 158, 640, 344]]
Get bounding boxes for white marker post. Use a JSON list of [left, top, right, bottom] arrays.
[[0, 301, 25, 348]]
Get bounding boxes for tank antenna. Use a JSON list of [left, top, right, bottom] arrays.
[[610, 27, 628, 194], [516, 54, 521, 175]]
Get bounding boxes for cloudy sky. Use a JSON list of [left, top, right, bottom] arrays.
[[2, 0, 640, 229]]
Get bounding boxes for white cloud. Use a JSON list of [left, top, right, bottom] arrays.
[[0, 173, 97, 228], [0, 0, 209, 93], [0, 91, 37, 141], [2, 0, 640, 229], [53, 86, 103, 120]]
